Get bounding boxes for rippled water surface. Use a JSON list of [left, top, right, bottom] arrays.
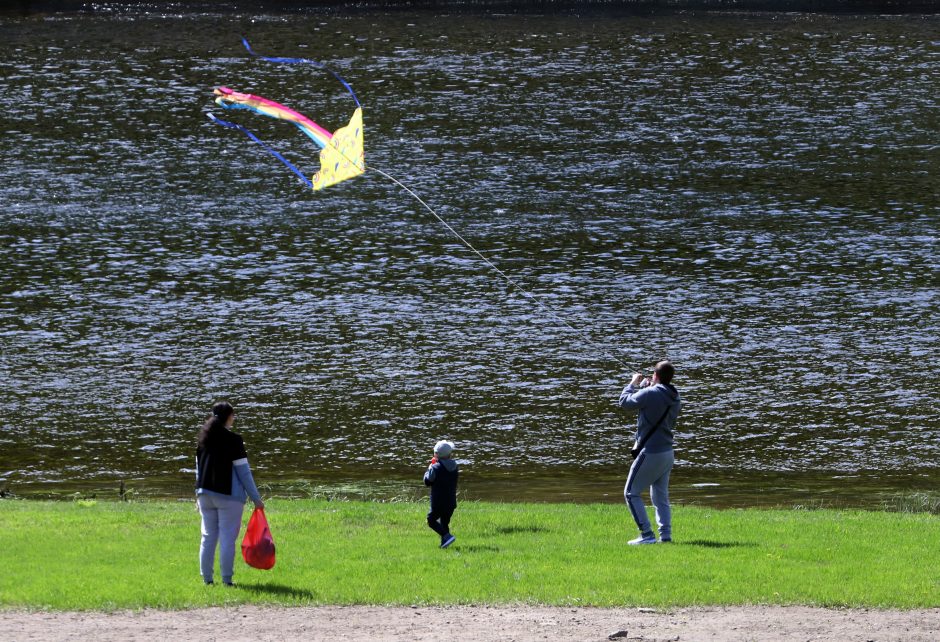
[[0, 9, 937, 507]]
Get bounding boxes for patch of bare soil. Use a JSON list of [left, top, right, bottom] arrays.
[[3, 605, 939, 641]]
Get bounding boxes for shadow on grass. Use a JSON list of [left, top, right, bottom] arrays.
[[680, 539, 755, 549], [238, 582, 318, 600], [494, 525, 549, 535], [457, 544, 501, 553]]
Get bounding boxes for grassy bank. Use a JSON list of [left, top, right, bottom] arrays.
[[1, 499, 938, 610]]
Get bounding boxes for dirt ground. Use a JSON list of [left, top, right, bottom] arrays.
[[3, 605, 939, 641]]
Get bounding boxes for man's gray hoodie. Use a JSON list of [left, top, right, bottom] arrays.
[[619, 382, 681, 454]]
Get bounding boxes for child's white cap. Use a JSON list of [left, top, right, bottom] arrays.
[[434, 440, 455, 457]]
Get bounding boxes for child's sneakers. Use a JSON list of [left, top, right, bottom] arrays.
[[440, 534, 456, 548]]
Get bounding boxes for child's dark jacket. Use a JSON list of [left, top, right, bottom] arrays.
[[423, 458, 458, 512]]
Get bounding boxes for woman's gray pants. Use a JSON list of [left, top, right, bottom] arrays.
[[198, 493, 245, 583], [624, 449, 674, 540]]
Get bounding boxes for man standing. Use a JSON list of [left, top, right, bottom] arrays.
[[619, 360, 681, 545]]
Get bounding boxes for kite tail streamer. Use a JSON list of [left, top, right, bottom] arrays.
[[206, 113, 314, 188], [241, 37, 361, 108], [371, 166, 633, 372]]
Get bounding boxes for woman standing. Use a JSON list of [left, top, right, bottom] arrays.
[[195, 401, 264, 586]]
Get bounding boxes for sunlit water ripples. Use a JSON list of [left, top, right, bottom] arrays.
[[0, 9, 937, 506]]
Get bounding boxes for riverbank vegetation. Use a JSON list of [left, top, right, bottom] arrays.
[[1, 499, 938, 610]]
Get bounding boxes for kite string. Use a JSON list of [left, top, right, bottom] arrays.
[[370, 166, 633, 372], [208, 108, 633, 372]]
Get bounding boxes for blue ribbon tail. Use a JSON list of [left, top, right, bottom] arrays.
[[240, 37, 361, 108], [206, 113, 313, 189]]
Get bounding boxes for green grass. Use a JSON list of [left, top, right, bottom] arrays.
[[1, 499, 938, 610]]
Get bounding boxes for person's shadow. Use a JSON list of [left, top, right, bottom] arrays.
[[681, 539, 754, 549], [238, 582, 318, 600], [494, 525, 550, 535]]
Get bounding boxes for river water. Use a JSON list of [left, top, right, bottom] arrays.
[[0, 7, 937, 507]]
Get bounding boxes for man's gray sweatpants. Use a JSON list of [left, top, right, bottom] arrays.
[[624, 449, 674, 540]]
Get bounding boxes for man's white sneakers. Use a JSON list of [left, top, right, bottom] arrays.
[[628, 535, 657, 545]]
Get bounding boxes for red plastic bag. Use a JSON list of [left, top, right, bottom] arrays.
[[241, 507, 276, 570]]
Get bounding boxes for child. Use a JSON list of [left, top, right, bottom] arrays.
[[423, 440, 458, 548]]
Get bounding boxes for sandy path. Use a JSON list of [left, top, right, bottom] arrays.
[[3, 605, 939, 641]]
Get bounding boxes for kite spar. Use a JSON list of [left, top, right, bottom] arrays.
[[208, 40, 632, 372]]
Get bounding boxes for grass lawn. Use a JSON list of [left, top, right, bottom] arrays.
[[1, 499, 938, 610]]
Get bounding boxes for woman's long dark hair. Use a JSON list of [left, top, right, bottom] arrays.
[[197, 401, 234, 448]]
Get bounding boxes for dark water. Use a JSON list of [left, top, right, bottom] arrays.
[[0, 9, 937, 508]]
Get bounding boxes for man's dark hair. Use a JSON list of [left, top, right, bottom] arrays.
[[654, 360, 675, 385]]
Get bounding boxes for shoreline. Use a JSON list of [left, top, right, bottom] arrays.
[[3, 470, 936, 511]]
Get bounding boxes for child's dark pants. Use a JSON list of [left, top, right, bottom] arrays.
[[427, 508, 454, 541]]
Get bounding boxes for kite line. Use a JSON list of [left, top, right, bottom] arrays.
[[209, 40, 632, 372], [369, 166, 632, 371]]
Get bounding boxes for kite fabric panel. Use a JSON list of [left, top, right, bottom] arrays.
[[213, 86, 365, 191]]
